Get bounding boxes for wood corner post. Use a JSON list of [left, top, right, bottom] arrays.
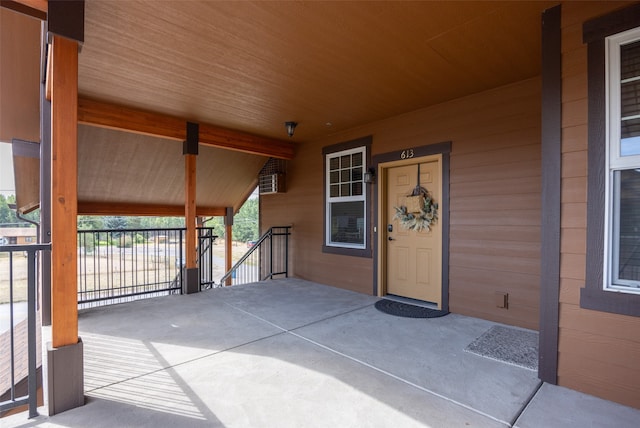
[[225, 207, 233, 286], [183, 121, 199, 294]]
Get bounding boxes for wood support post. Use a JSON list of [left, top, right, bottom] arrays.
[[185, 153, 196, 269], [182, 122, 199, 294], [225, 207, 233, 286], [50, 35, 79, 348]]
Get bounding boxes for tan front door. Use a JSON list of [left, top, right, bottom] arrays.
[[385, 157, 442, 307]]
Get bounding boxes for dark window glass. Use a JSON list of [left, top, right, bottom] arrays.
[[614, 169, 640, 287], [329, 201, 364, 245]]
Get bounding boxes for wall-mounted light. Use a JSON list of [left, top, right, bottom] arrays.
[[284, 121, 298, 137], [364, 167, 376, 184]]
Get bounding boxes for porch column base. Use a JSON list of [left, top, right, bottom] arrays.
[[46, 338, 84, 415], [183, 267, 199, 294]]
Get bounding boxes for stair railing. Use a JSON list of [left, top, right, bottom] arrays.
[[217, 226, 291, 287]]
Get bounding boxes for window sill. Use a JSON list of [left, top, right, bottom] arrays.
[[580, 286, 640, 316], [322, 244, 371, 258]]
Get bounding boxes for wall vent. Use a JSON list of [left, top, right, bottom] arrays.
[[259, 158, 286, 195], [259, 173, 285, 195]]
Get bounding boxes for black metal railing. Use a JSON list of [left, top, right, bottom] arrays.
[[77, 228, 215, 307], [0, 243, 50, 419], [198, 228, 219, 290], [217, 226, 291, 287]]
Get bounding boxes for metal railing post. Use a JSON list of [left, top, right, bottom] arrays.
[[269, 228, 274, 279], [27, 249, 38, 418], [285, 227, 289, 278], [178, 229, 183, 294]]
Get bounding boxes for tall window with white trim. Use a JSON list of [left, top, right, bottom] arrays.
[[325, 147, 366, 249], [607, 28, 640, 293]]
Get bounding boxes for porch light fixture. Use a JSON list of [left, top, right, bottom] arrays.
[[284, 121, 297, 137], [364, 167, 376, 184]]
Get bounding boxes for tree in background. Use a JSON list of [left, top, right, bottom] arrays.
[[1, 193, 258, 241], [72, 195, 257, 242], [233, 197, 258, 242], [0, 194, 16, 225], [103, 216, 128, 230], [78, 216, 104, 230], [203, 197, 259, 243], [0, 194, 39, 227]]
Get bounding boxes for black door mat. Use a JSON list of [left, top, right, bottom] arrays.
[[374, 299, 449, 318], [464, 325, 538, 370]]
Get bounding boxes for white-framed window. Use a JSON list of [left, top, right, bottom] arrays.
[[325, 146, 366, 249], [605, 27, 640, 294]]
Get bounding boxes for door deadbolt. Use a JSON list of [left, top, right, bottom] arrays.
[[387, 224, 393, 233]]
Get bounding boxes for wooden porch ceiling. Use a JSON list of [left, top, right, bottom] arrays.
[[76, 125, 267, 216], [4, 1, 556, 215], [79, 0, 555, 141]]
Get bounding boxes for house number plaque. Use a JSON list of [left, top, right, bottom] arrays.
[[400, 149, 415, 159]]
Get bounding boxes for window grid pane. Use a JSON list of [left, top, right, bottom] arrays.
[[341, 155, 351, 169], [327, 151, 364, 201], [620, 40, 640, 156], [329, 157, 339, 171], [352, 152, 363, 167], [621, 40, 640, 80]]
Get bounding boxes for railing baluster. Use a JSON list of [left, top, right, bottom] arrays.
[[9, 250, 15, 401], [1, 244, 50, 417], [27, 249, 37, 417]]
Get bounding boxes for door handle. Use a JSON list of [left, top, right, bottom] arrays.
[[388, 236, 394, 241]]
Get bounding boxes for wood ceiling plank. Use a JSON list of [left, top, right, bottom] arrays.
[[79, 1, 550, 142], [78, 97, 295, 159], [78, 124, 184, 207], [78, 125, 266, 215], [195, 145, 267, 208]]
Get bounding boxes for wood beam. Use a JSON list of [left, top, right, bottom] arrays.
[[0, 0, 47, 20], [78, 97, 184, 140], [77, 201, 226, 217], [199, 122, 295, 160], [78, 97, 296, 160], [50, 34, 78, 348]]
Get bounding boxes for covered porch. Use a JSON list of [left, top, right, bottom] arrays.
[[5, 279, 640, 427]]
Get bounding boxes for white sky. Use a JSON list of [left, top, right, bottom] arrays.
[[0, 142, 15, 195]]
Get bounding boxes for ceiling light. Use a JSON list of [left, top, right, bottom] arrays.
[[284, 121, 298, 137]]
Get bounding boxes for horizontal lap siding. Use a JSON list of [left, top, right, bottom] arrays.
[[261, 78, 542, 328], [448, 83, 541, 330], [260, 142, 373, 295], [559, 1, 640, 408]]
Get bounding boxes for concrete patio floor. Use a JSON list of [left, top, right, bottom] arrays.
[[4, 278, 640, 427]]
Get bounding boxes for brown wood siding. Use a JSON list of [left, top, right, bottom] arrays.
[[262, 77, 542, 330], [448, 82, 541, 330], [259, 139, 373, 295], [559, 1, 640, 409]]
